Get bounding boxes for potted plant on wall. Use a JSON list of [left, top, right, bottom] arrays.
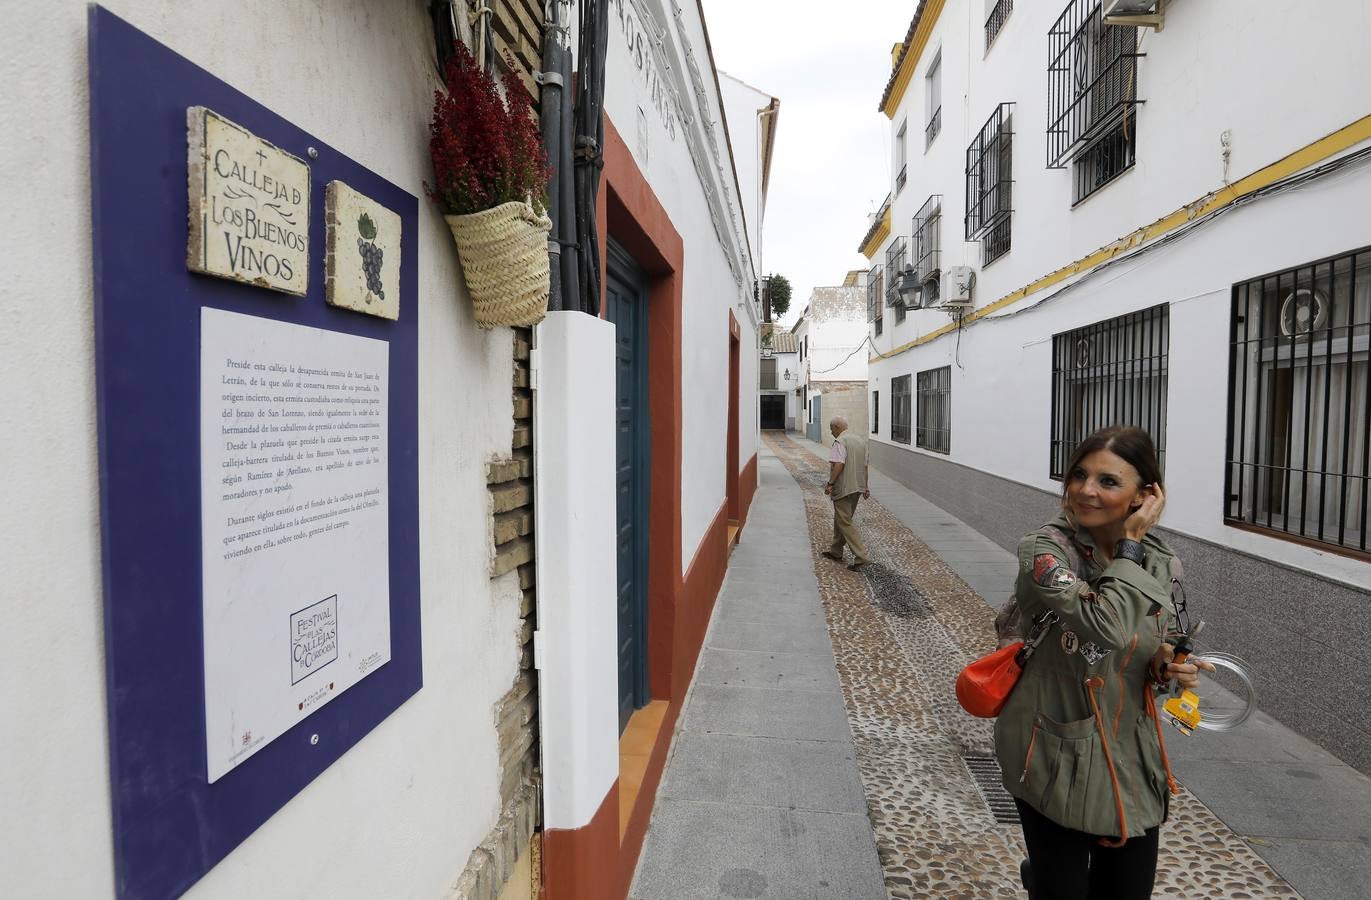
[[428, 43, 552, 328]]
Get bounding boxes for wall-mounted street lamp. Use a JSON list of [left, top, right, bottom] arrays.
[[783, 368, 791, 380], [895, 266, 922, 307]]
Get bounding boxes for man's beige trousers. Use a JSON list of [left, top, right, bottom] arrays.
[[829, 493, 869, 564]]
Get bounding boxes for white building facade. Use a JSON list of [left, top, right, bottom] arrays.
[[795, 284, 871, 443], [863, 0, 1371, 771]]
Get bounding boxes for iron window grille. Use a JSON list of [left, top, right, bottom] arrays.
[[896, 121, 908, 193], [891, 375, 912, 444], [866, 263, 883, 322], [1073, 108, 1136, 204], [913, 195, 942, 286], [916, 366, 952, 454], [885, 239, 908, 306], [873, 390, 880, 435], [982, 218, 1012, 267], [1047, 0, 1143, 169], [1225, 247, 1371, 558], [925, 51, 942, 149], [965, 104, 1014, 264], [1050, 303, 1169, 479], [887, 238, 910, 323], [985, 0, 1013, 52]]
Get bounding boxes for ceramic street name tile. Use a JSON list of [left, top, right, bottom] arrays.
[[186, 107, 310, 295]]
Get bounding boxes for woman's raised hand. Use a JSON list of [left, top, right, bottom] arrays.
[[1124, 483, 1165, 541]]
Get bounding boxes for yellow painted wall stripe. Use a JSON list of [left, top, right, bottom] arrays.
[[870, 114, 1371, 363], [883, 0, 947, 120], [860, 208, 892, 260]]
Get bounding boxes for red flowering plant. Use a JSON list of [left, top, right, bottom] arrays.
[[427, 43, 550, 216]]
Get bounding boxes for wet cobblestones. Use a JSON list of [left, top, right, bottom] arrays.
[[763, 433, 1301, 899]]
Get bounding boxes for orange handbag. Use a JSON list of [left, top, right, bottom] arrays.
[[956, 610, 1058, 718]]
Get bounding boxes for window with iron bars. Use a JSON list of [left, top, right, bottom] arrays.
[[913, 195, 942, 288], [1047, 0, 1142, 170], [916, 366, 951, 454], [868, 264, 884, 335], [925, 52, 942, 149], [985, 0, 1013, 52], [891, 375, 912, 444], [1050, 303, 1169, 480], [886, 238, 909, 323], [966, 104, 1013, 265], [1225, 247, 1371, 559], [872, 390, 880, 435], [896, 121, 908, 194], [1074, 109, 1136, 204]]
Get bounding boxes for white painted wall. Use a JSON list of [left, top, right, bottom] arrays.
[[2, 3, 526, 897], [805, 287, 870, 384], [864, 0, 1371, 587], [719, 72, 774, 281], [602, 0, 762, 565]]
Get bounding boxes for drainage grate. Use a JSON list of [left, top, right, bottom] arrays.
[[962, 754, 1021, 825]]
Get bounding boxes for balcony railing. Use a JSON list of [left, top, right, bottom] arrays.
[[985, 0, 1013, 52], [925, 106, 942, 149]]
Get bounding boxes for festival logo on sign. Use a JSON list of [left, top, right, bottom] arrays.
[[324, 181, 401, 320], [186, 107, 310, 295], [290, 594, 340, 685]]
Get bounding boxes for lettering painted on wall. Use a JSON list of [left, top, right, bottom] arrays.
[[325, 181, 401, 320], [611, 0, 679, 141], [187, 107, 310, 295]]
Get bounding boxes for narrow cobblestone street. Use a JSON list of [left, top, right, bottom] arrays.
[[764, 432, 1302, 899], [636, 435, 1318, 899]]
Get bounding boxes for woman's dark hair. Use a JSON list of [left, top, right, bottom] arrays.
[[1061, 426, 1163, 499]]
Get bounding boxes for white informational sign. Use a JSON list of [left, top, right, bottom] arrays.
[[200, 308, 390, 782]]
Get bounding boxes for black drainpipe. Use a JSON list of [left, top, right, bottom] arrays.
[[572, 0, 608, 316], [539, 1, 572, 311]]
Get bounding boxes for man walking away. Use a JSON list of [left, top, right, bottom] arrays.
[[822, 416, 871, 570]]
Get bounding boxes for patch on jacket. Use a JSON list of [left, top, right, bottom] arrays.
[[1080, 642, 1111, 665], [1052, 568, 1077, 587], [1033, 553, 1061, 585], [1060, 631, 1079, 654]]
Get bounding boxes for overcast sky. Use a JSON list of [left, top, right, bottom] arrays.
[[700, 0, 915, 327]]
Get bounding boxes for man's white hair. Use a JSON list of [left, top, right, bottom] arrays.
[[829, 416, 848, 430]]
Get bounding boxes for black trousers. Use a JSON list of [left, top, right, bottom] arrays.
[[1015, 799, 1159, 900]]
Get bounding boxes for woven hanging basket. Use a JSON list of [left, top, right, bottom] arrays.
[[446, 200, 553, 328]]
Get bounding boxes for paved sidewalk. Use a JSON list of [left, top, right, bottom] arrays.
[[629, 450, 887, 900], [789, 432, 1371, 900]]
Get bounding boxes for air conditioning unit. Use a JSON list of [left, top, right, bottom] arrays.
[[1279, 288, 1330, 337], [1103, 0, 1166, 29], [937, 266, 975, 311]]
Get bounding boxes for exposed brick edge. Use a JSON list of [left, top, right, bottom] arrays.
[[447, 779, 541, 899]]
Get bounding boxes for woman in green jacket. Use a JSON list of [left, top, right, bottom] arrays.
[[994, 426, 1210, 899]]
